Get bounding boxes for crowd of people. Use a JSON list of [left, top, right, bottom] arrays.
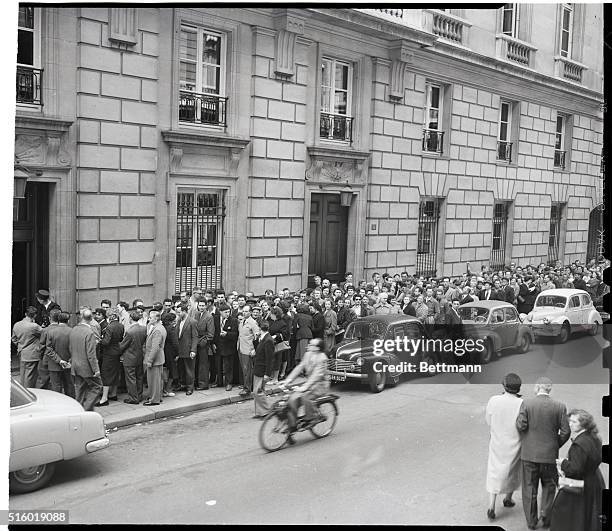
[[10, 257, 609, 413], [485, 374, 604, 531]]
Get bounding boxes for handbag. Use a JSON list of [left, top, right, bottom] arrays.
[[558, 476, 584, 494], [274, 340, 290, 353]]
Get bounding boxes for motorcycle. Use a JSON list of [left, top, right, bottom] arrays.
[[258, 384, 339, 452]]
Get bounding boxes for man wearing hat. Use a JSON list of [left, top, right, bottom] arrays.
[[34, 289, 61, 329]]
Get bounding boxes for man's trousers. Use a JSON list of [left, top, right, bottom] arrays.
[[123, 364, 144, 402], [74, 374, 103, 411], [49, 369, 75, 398], [521, 460, 558, 527]]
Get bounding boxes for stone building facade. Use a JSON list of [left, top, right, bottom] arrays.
[[13, 6, 604, 315]]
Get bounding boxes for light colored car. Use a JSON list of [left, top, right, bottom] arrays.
[[9, 378, 110, 494], [526, 288, 602, 343]]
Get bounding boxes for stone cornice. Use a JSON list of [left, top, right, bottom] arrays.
[[306, 8, 438, 48], [414, 45, 603, 117], [14, 115, 73, 134], [307, 144, 371, 162], [161, 129, 250, 151]]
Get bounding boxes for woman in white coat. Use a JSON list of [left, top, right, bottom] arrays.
[[485, 373, 523, 521]]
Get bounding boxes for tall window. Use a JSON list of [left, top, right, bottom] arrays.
[[175, 190, 225, 293], [16, 7, 41, 105], [497, 101, 513, 162], [178, 25, 227, 126], [490, 202, 510, 269], [416, 198, 442, 277], [320, 58, 353, 142], [554, 115, 566, 169], [423, 83, 444, 154], [560, 4, 573, 58], [548, 203, 564, 265], [502, 4, 519, 38]]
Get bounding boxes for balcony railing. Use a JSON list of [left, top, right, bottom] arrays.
[[422, 129, 444, 154], [16, 66, 42, 106], [554, 56, 587, 84], [320, 113, 353, 143], [554, 150, 566, 170], [495, 34, 536, 68], [373, 8, 403, 19], [425, 10, 472, 46], [497, 141, 513, 163], [179, 91, 227, 127]]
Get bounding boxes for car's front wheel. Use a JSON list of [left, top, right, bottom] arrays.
[[10, 462, 56, 494], [368, 369, 386, 393], [518, 333, 532, 353], [589, 322, 600, 336], [480, 339, 494, 364], [557, 322, 570, 344]]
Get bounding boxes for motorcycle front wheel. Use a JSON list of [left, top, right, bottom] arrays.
[[259, 411, 290, 452]]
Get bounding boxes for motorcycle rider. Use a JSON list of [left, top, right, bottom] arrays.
[[280, 338, 330, 444]]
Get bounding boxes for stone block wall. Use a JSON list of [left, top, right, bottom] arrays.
[[75, 7, 159, 308], [365, 62, 603, 279], [246, 28, 308, 294]]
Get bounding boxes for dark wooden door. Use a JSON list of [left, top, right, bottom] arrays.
[[12, 181, 49, 326], [308, 194, 348, 286]]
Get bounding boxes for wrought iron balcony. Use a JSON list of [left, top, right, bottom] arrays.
[[179, 90, 227, 127], [16, 66, 42, 106], [320, 112, 353, 143], [422, 129, 444, 154], [554, 149, 566, 169], [497, 141, 513, 163]]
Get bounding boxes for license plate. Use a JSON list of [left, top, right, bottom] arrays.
[[330, 373, 347, 382]]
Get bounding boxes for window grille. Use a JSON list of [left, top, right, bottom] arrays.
[[416, 199, 441, 277], [490, 202, 510, 269]]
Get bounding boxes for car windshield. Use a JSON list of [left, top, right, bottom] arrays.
[[536, 295, 567, 308], [10, 379, 36, 407], [456, 307, 489, 322], [344, 321, 385, 340]]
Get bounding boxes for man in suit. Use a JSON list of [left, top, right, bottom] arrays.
[[119, 310, 146, 404], [309, 302, 325, 340], [215, 303, 239, 391], [33, 289, 61, 329], [479, 281, 494, 301], [238, 304, 261, 397], [195, 298, 215, 391], [12, 306, 43, 388], [252, 321, 275, 418], [175, 303, 199, 395], [44, 311, 74, 397], [69, 309, 102, 411], [516, 377, 571, 529], [144, 310, 166, 406]]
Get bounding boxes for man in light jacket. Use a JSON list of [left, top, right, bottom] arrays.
[[238, 305, 261, 397], [143, 310, 166, 406]]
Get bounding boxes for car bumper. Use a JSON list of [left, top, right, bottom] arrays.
[[529, 323, 562, 336], [86, 437, 110, 453]]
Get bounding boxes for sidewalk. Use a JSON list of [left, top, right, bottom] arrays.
[[97, 386, 254, 429]]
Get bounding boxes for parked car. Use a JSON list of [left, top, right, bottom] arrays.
[[327, 315, 444, 393], [9, 378, 110, 494], [456, 301, 534, 364], [525, 288, 602, 343]]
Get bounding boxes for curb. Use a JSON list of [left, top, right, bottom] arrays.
[[104, 394, 254, 429]]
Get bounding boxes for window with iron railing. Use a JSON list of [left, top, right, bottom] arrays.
[[178, 25, 227, 127], [490, 202, 510, 270], [548, 203, 564, 265], [416, 198, 442, 277], [175, 190, 225, 293], [497, 101, 513, 162], [554, 114, 567, 169], [423, 83, 445, 154], [320, 58, 353, 143], [16, 6, 42, 106]]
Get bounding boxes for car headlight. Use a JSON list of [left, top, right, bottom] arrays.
[[527, 314, 533, 322], [543, 317, 550, 324], [355, 357, 363, 367]]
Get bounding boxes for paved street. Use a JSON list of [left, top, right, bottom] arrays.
[[10, 333, 608, 528]]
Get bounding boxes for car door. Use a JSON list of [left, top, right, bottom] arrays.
[[503, 306, 520, 347], [580, 294, 592, 330], [567, 295, 582, 331], [488, 308, 506, 349], [402, 322, 424, 362]]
